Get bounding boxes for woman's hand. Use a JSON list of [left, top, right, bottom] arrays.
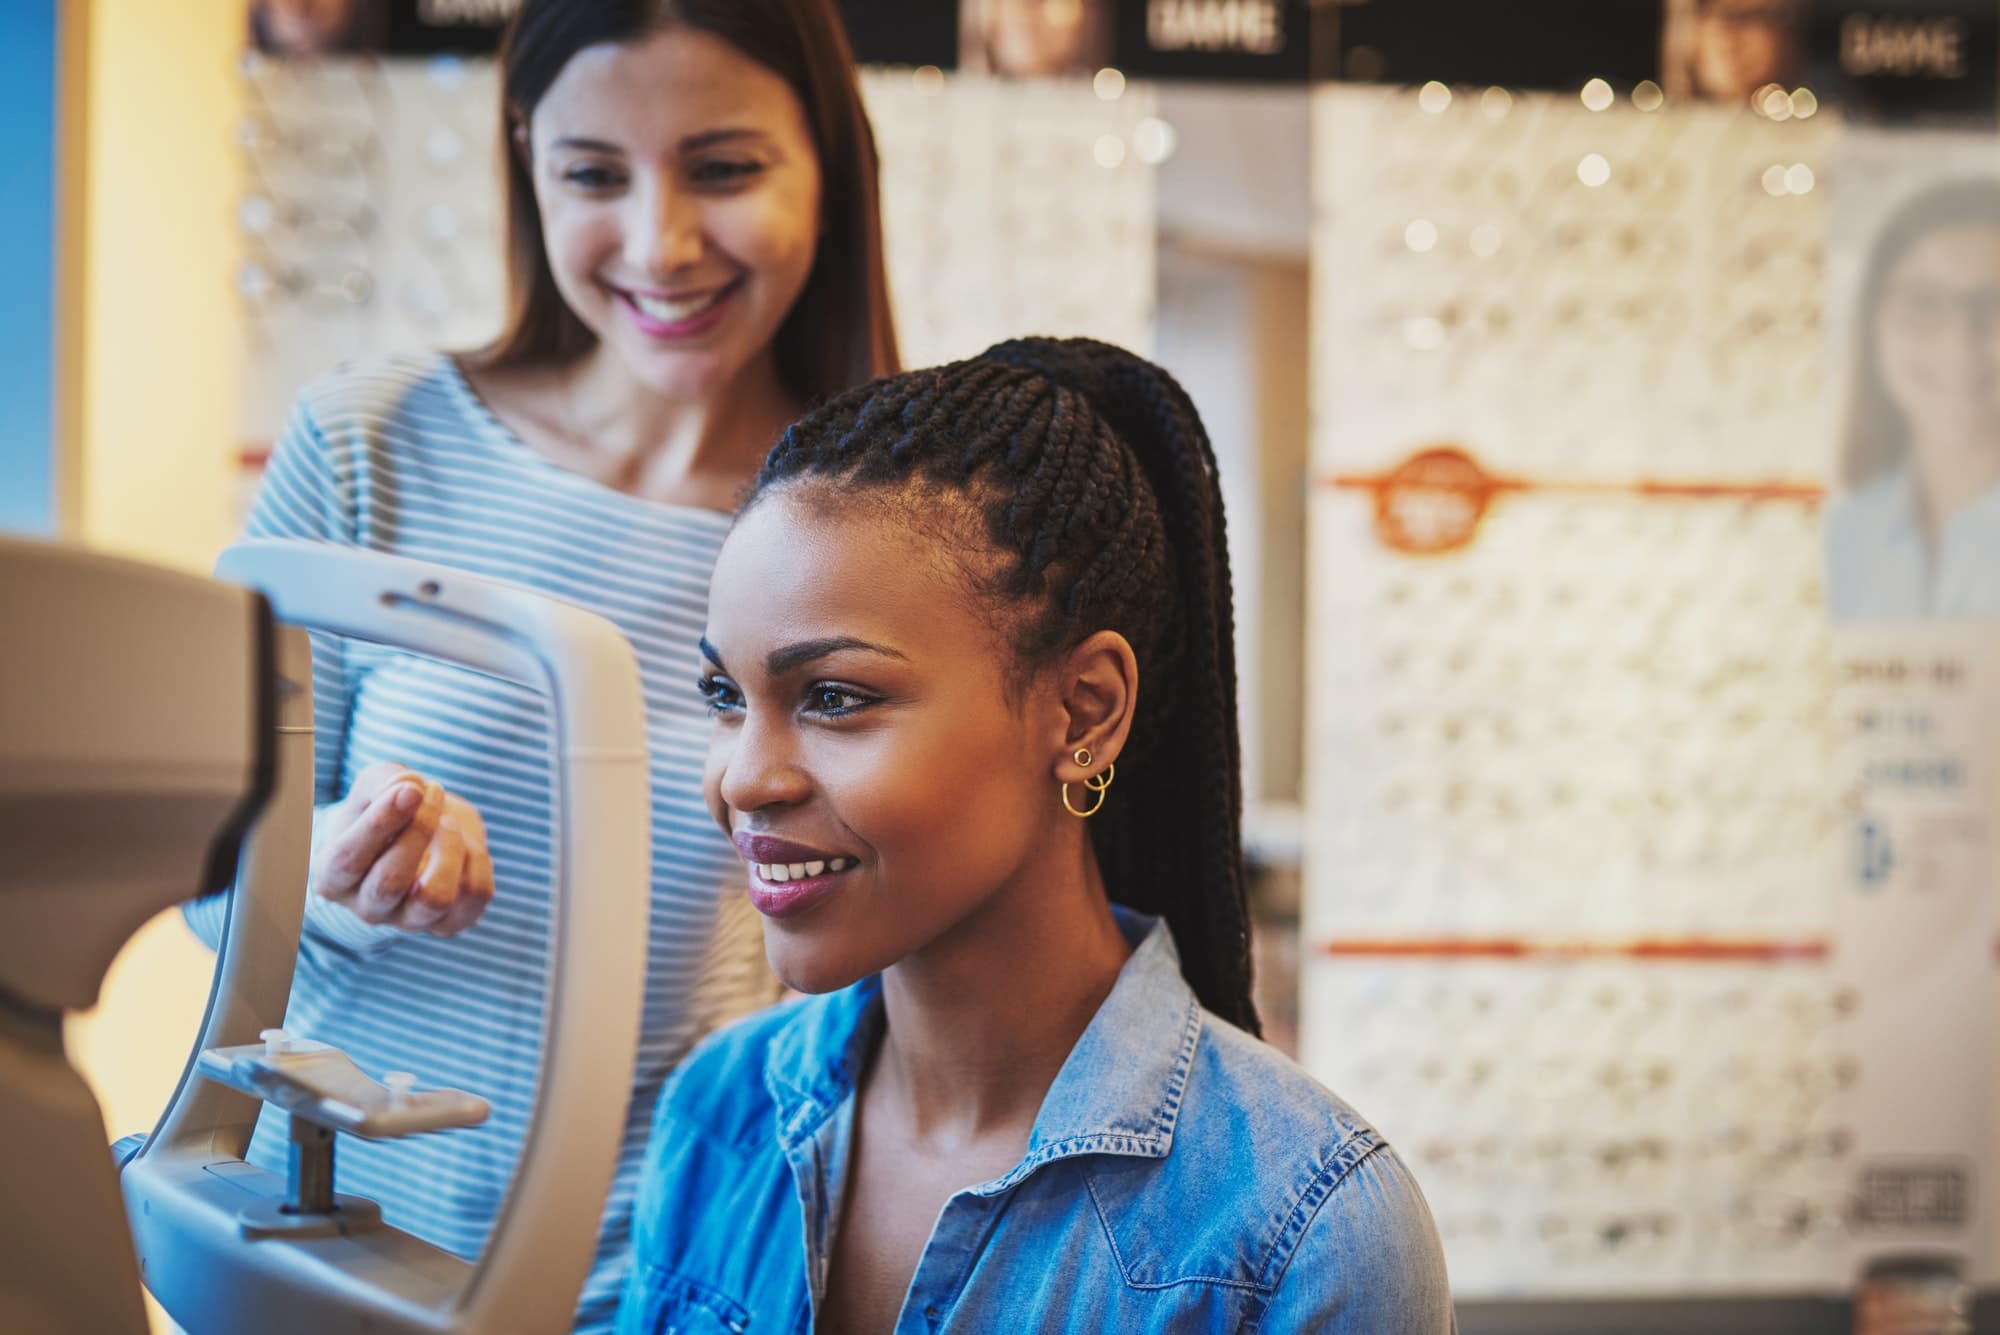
[[311, 761, 496, 935]]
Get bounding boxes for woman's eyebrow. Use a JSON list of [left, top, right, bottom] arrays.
[[679, 127, 768, 152], [766, 636, 908, 676], [697, 635, 906, 677], [550, 136, 626, 154]]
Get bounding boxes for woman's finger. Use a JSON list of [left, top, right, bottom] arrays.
[[430, 841, 495, 937], [312, 779, 424, 901], [401, 826, 467, 930], [350, 782, 445, 921]]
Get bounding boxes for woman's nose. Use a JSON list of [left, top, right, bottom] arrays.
[[626, 181, 704, 277], [716, 716, 811, 814]]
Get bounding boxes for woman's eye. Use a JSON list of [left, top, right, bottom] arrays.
[[690, 159, 763, 186], [562, 164, 625, 190], [695, 673, 743, 714], [806, 685, 871, 716]]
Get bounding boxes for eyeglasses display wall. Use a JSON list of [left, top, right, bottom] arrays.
[[236, 53, 506, 449], [233, 56, 1158, 454], [865, 70, 1158, 365], [1303, 81, 2000, 1304], [1308, 83, 1836, 943]]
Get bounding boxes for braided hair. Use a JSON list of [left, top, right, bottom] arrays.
[[744, 337, 1258, 1035]]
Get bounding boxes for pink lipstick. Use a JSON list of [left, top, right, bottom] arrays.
[[616, 277, 741, 340], [732, 832, 859, 919]]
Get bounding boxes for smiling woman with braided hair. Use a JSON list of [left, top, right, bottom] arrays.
[[617, 338, 1453, 1334]]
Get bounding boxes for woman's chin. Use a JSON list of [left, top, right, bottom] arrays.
[[577, 321, 741, 403], [626, 350, 738, 403], [764, 938, 874, 997]]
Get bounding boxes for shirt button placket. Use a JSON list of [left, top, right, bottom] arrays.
[[909, 1195, 992, 1332]]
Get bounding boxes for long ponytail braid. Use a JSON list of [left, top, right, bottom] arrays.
[[746, 337, 1258, 1034]]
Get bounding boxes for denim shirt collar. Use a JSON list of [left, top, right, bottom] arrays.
[[761, 908, 1202, 1189]]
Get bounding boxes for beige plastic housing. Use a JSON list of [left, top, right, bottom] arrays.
[[0, 536, 274, 1335]]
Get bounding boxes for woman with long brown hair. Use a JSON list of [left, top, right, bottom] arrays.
[[1827, 177, 2000, 619], [179, 3, 897, 1327]]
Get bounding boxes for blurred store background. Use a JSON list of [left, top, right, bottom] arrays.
[[9, 0, 2000, 1329]]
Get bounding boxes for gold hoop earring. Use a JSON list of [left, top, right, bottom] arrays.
[[1061, 748, 1116, 819]]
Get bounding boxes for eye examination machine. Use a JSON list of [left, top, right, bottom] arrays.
[[0, 535, 655, 1333]]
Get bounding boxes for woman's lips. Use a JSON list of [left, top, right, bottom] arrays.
[[733, 832, 845, 864], [615, 276, 741, 339], [745, 863, 852, 919], [733, 831, 859, 919]]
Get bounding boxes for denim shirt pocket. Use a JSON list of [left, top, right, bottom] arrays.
[[632, 1265, 753, 1335]]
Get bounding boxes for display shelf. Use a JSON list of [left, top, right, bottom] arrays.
[[1305, 83, 1851, 1299]]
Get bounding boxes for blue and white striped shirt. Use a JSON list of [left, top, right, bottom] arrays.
[[184, 352, 774, 1332]]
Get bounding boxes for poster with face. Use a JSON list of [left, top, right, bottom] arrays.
[[959, 0, 1114, 78], [250, 0, 388, 55], [1661, 0, 1807, 104], [248, 0, 960, 64], [1826, 132, 2000, 621], [249, 0, 515, 57], [1823, 131, 2000, 1312]]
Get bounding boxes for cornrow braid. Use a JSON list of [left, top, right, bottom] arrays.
[[747, 337, 1258, 1036]]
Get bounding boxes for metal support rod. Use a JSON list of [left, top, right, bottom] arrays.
[[286, 1114, 336, 1215]]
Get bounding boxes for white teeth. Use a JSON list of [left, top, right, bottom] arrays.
[[754, 856, 856, 881], [630, 287, 725, 323]]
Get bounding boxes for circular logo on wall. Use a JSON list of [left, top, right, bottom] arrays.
[[1367, 445, 1496, 555]]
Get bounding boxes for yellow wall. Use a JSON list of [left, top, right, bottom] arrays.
[[62, 9, 246, 1327], [75, 0, 241, 573]]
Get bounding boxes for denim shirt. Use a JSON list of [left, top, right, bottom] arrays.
[[617, 911, 1455, 1334]]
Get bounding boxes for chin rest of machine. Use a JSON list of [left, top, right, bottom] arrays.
[[194, 1029, 488, 1240]]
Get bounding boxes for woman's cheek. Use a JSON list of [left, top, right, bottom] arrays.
[[817, 736, 926, 840], [701, 747, 731, 834], [733, 187, 820, 271], [543, 205, 615, 320]]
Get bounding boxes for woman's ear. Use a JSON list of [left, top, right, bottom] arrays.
[[1051, 630, 1138, 784], [511, 120, 532, 173]]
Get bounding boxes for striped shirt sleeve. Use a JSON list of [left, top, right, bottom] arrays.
[[182, 395, 404, 958]]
